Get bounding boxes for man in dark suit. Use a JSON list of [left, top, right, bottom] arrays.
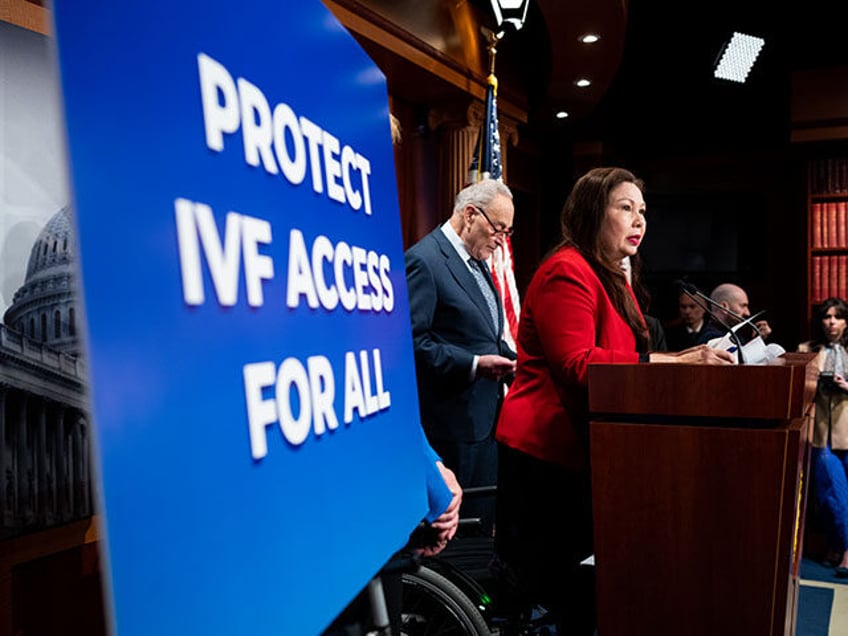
[[665, 289, 719, 351], [405, 178, 517, 534]]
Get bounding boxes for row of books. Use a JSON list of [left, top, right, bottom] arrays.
[[812, 255, 848, 302], [811, 201, 848, 248], [810, 157, 848, 195]]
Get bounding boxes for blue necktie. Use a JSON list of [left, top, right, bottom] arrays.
[[468, 257, 498, 330]]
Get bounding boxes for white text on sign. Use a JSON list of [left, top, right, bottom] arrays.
[[174, 198, 394, 312], [243, 349, 392, 460], [197, 53, 373, 216]]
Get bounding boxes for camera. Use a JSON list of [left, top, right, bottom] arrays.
[[819, 371, 843, 392]]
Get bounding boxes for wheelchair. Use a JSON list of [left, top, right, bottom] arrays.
[[325, 486, 559, 636], [398, 486, 558, 636]]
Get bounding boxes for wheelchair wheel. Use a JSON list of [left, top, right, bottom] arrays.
[[401, 564, 492, 635]]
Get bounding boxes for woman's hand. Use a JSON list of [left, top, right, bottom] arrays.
[[649, 344, 735, 365]]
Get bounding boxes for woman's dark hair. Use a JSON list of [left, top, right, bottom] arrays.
[[809, 297, 848, 350], [556, 166, 650, 351]]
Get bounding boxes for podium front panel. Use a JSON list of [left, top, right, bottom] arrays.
[[589, 356, 814, 636]]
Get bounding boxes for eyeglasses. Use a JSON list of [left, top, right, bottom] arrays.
[[471, 205, 514, 238]]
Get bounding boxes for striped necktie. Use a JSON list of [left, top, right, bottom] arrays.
[[827, 343, 845, 377], [468, 257, 498, 330]]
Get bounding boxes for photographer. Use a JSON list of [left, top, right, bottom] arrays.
[[798, 297, 848, 577]]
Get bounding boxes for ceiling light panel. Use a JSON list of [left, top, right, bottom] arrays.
[[713, 32, 765, 83]]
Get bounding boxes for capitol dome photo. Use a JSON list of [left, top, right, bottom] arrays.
[[0, 205, 90, 538], [4, 205, 81, 357]]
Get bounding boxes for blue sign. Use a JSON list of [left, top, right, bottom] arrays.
[[52, 2, 430, 634]]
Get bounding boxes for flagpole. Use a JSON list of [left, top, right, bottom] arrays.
[[470, 26, 520, 353], [469, 27, 503, 184]]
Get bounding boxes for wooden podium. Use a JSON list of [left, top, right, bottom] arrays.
[[588, 353, 817, 636]]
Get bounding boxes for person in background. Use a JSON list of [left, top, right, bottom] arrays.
[[494, 167, 733, 635], [405, 178, 517, 536], [666, 287, 722, 350], [798, 297, 848, 577], [709, 282, 773, 341]]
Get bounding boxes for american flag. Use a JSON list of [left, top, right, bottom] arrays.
[[468, 71, 520, 351]]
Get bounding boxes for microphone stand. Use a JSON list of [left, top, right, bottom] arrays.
[[681, 284, 746, 322], [679, 286, 747, 363]]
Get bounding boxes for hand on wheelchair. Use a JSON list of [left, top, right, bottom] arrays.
[[408, 461, 462, 557]]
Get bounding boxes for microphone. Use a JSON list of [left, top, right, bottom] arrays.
[[675, 280, 767, 341], [728, 310, 767, 337], [675, 280, 747, 323], [674, 280, 746, 363]]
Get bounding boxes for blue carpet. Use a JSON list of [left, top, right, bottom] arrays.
[[798, 557, 848, 636], [797, 585, 834, 636]]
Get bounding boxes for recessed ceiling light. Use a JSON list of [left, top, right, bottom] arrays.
[[575, 78, 592, 87], [579, 34, 600, 44], [555, 111, 569, 119]]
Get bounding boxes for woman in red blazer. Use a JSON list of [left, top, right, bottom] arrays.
[[494, 167, 732, 635]]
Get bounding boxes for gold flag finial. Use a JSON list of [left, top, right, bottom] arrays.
[[480, 26, 502, 78]]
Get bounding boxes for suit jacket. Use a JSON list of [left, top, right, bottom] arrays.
[[666, 320, 725, 351], [496, 247, 642, 470], [405, 227, 515, 443], [645, 314, 667, 351]]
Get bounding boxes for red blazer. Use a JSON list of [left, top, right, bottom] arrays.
[[496, 247, 642, 470]]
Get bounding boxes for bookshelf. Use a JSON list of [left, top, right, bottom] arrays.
[[809, 157, 848, 315]]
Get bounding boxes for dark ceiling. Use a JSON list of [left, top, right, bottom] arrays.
[[562, 0, 848, 154], [343, 0, 848, 156]]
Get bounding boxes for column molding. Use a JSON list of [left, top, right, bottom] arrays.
[[428, 100, 521, 215]]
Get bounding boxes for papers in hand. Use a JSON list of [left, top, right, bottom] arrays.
[[707, 333, 786, 364]]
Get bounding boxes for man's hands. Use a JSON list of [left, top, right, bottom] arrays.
[[754, 320, 772, 340], [476, 354, 516, 381]]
